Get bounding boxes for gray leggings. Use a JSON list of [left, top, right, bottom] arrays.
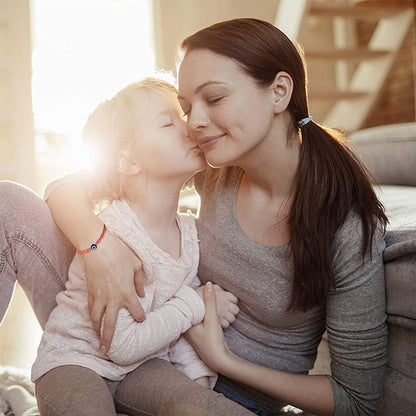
[[35, 361, 254, 416], [0, 181, 252, 416]]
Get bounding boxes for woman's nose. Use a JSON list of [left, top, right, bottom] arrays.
[[187, 105, 209, 131]]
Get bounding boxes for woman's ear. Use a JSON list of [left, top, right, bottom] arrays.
[[117, 150, 141, 175], [271, 71, 293, 114]]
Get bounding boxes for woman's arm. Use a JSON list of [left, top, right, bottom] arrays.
[[186, 283, 335, 416], [46, 177, 145, 353], [324, 216, 388, 415]]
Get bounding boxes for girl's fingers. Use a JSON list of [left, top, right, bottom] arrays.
[[228, 303, 240, 315]]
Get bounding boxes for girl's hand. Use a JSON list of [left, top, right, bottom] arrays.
[[186, 282, 232, 371], [212, 284, 239, 328], [83, 231, 145, 353], [193, 284, 239, 328]]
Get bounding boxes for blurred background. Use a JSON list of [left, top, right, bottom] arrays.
[[0, 0, 414, 369]]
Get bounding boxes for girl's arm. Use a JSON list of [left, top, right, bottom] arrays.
[[186, 283, 335, 416], [46, 177, 145, 353], [106, 284, 205, 366]]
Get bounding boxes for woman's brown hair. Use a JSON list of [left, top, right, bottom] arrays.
[[180, 18, 388, 311]]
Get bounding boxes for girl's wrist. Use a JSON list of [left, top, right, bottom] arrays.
[[77, 224, 107, 254], [76, 217, 105, 249]]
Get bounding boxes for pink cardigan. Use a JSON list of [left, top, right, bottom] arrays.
[[32, 199, 216, 387]]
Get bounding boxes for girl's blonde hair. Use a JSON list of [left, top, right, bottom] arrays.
[[82, 77, 178, 210]]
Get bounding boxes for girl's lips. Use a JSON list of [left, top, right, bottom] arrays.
[[198, 134, 226, 150]]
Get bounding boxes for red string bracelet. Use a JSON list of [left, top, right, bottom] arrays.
[[77, 224, 107, 254]]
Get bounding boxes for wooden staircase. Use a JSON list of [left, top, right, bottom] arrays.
[[274, 0, 415, 133]]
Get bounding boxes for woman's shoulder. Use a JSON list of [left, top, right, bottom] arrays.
[[335, 210, 385, 250], [332, 210, 386, 284]]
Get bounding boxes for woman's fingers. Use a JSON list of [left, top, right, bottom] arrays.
[[89, 299, 106, 338], [203, 282, 220, 323], [134, 262, 146, 298], [99, 305, 118, 353], [124, 293, 145, 323], [83, 232, 147, 351]]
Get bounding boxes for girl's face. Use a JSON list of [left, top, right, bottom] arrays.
[[133, 89, 206, 180], [177, 49, 277, 168]]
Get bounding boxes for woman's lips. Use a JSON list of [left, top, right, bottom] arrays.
[[198, 134, 226, 150]]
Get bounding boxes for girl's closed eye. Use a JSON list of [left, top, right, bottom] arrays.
[[159, 116, 174, 128]]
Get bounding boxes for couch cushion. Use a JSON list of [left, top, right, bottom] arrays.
[[377, 366, 416, 416], [350, 122, 416, 186], [375, 185, 416, 322]]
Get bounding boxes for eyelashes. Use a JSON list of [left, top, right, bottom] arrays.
[[181, 96, 226, 117], [208, 96, 225, 104]]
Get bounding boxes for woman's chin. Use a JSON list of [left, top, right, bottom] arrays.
[[204, 151, 236, 169]]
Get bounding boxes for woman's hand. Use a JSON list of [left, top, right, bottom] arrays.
[[46, 181, 146, 353], [83, 231, 146, 353], [186, 282, 233, 371], [188, 285, 335, 415]]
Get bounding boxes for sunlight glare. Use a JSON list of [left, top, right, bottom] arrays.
[[30, 0, 155, 178]]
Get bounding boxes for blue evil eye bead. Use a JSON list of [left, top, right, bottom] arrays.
[[91, 244, 98, 250]]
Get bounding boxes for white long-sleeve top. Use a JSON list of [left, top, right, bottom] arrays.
[[31, 199, 216, 386]]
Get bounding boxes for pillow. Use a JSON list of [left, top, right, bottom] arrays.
[[349, 122, 416, 186]]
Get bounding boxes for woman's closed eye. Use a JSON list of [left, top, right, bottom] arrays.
[[207, 96, 225, 104]]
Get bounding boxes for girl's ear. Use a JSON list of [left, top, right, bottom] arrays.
[[271, 71, 294, 114], [117, 150, 141, 175]]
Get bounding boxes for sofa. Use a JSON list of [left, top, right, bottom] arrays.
[[349, 122, 416, 416]]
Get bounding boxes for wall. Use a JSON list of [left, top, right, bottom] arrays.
[[0, 0, 36, 189], [152, 0, 279, 73]]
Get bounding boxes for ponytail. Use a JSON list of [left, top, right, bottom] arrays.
[[288, 121, 387, 310]]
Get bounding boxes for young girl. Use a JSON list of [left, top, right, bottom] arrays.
[[30, 78, 241, 416]]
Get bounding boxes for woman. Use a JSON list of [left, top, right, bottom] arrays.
[[0, 18, 387, 416]]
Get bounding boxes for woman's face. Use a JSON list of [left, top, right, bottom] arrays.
[[177, 49, 277, 168]]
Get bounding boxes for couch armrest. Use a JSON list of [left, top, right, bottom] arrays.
[[349, 122, 416, 186]]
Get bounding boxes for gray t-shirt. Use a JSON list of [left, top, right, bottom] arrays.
[[195, 166, 388, 416]]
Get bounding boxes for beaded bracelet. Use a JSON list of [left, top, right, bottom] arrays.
[[77, 224, 107, 254]]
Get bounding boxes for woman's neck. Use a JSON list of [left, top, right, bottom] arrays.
[[234, 130, 300, 247], [239, 130, 300, 200]]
